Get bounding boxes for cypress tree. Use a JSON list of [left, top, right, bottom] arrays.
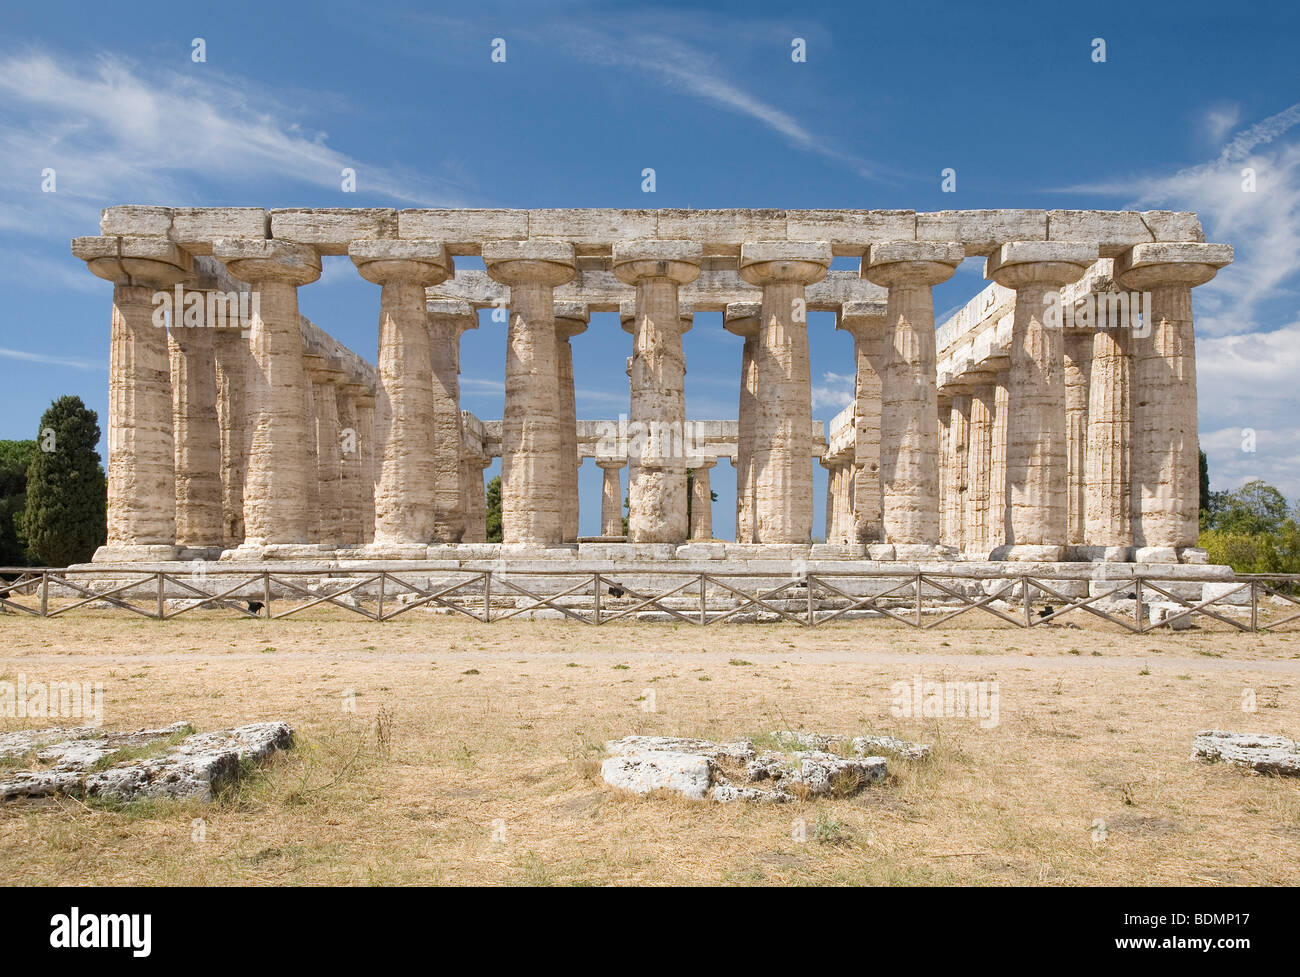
[[20, 396, 107, 566]]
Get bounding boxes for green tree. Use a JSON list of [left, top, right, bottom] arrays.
[[1198, 448, 1210, 519], [0, 439, 38, 566], [485, 475, 502, 543], [1198, 479, 1300, 577], [19, 397, 107, 566]]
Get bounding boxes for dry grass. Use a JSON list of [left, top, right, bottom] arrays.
[[0, 611, 1297, 885]]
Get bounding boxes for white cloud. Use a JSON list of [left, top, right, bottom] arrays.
[[0, 347, 104, 371], [811, 371, 855, 411]]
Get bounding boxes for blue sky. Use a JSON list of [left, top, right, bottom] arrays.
[[2, 0, 1298, 539]]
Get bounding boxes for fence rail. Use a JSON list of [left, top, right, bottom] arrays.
[[1, 566, 1297, 631]]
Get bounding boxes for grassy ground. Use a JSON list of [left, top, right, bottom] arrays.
[[0, 611, 1297, 885]]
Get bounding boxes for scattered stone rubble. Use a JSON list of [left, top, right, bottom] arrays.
[[1193, 730, 1300, 777], [601, 730, 929, 803], [0, 721, 293, 802]]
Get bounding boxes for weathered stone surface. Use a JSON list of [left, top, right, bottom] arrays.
[[851, 735, 931, 762], [790, 751, 887, 795], [600, 751, 712, 800], [1194, 730, 1300, 776]]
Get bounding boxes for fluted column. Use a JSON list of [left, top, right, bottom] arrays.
[[614, 242, 702, 544], [597, 459, 626, 538], [212, 239, 320, 549], [1085, 317, 1131, 553], [986, 242, 1096, 560], [989, 370, 1010, 551], [823, 460, 837, 542], [554, 303, 589, 544], [337, 384, 366, 546], [353, 393, 377, 543], [723, 303, 761, 543], [484, 241, 577, 546], [350, 241, 452, 551], [836, 302, 888, 543], [938, 399, 950, 545], [427, 300, 478, 543], [1115, 242, 1233, 558], [213, 326, 254, 548], [168, 311, 222, 552], [945, 394, 971, 550], [462, 456, 491, 543], [1064, 329, 1093, 548], [305, 355, 345, 548], [73, 236, 192, 559], [739, 242, 831, 544], [864, 242, 964, 554], [967, 382, 996, 556], [689, 458, 716, 540]]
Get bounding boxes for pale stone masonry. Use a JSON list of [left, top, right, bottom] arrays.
[[72, 207, 1228, 565]]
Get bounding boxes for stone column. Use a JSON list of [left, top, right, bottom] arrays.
[[864, 242, 964, 555], [305, 355, 345, 549], [484, 241, 577, 546], [597, 460, 626, 538], [213, 325, 254, 548], [427, 300, 478, 543], [353, 392, 377, 544], [73, 236, 192, 560], [1064, 329, 1093, 549], [946, 393, 971, 551], [614, 242, 702, 544], [689, 458, 716, 540], [985, 242, 1097, 560], [337, 384, 366, 546], [1115, 242, 1232, 559], [168, 313, 222, 553], [554, 303, 589, 544], [823, 460, 837, 542], [989, 370, 1011, 551], [462, 456, 491, 543], [1085, 318, 1131, 555], [739, 242, 831, 544], [350, 241, 452, 552], [723, 303, 761, 543], [966, 382, 996, 557], [938, 397, 950, 546], [300, 358, 321, 542], [836, 303, 888, 543], [213, 239, 320, 551]]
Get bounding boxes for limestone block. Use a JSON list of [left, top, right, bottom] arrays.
[[100, 205, 172, 237], [531, 209, 657, 249], [1201, 581, 1251, 606], [600, 751, 713, 800], [917, 210, 1047, 255], [1193, 731, 1300, 776], [271, 208, 398, 254], [786, 210, 916, 254], [398, 209, 529, 252], [655, 209, 788, 255], [171, 208, 268, 253]]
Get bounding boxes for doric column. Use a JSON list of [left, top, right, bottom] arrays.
[[213, 239, 320, 550], [864, 242, 964, 553], [73, 236, 192, 559], [1085, 316, 1131, 553], [985, 242, 1097, 560], [966, 382, 996, 556], [427, 299, 478, 543], [938, 397, 950, 545], [353, 392, 377, 543], [300, 356, 320, 541], [1115, 242, 1232, 558], [484, 241, 577, 546], [462, 456, 491, 543], [689, 458, 716, 540], [554, 303, 589, 544], [723, 303, 761, 543], [350, 241, 452, 550], [614, 241, 702, 544], [989, 370, 1011, 551], [1064, 329, 1093, 548], [822, 460, 837, 542], [305, 354, 345, 549], [836, 302, 888, 543], [336, 383, 366, 546], [596, 459, 626, 538], [213, 326, 254, 548], [945, 393, 971, 550], [738, 242, 831, 544], [168, 310, 222, 552]]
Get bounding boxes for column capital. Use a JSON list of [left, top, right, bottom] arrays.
[[350, 239, 451, 287], [836, 300, 889, 335], [612, 240, 702, 286], [483, 240, 576, 287], [864, 241, 963, 288], [555, 302, 590, 339], [722, 301, 761, 338], [427, 299, 479, 336], [73, 235, 192, 287], [687, 457, 717, 470], [620, 300, 693, 335], [985, 241, 1097, 289], [304, 352, 346, 384], [595, 458, 627, 471], [738, 241, 831, 286], [216, 238, 321, 286], [1113, 242, 1233, 290]]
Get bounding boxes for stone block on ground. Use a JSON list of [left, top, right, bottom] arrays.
[[1193, 730, 1300, 776]]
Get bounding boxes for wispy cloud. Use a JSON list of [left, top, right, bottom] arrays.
[[0, 347, 104, 371], [811, 371, 854, 411]]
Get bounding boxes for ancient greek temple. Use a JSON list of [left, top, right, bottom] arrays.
[[71, 207, 1230, 567]]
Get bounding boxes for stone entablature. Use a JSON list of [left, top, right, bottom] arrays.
[[72, 206, 1229, 563]]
